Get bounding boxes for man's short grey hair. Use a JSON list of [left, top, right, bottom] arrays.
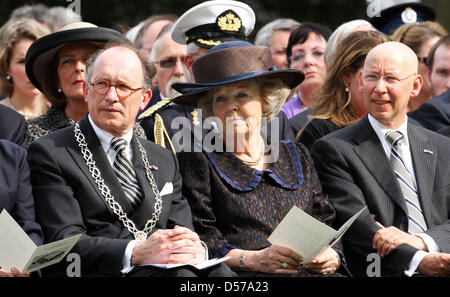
[[254, 18, 301, 47], [149, 24, 173, 62], [186, 42, 204, 56], [85, 39, 156, 91], [47, 6, 82, 32], [325, 19, 375, 66]]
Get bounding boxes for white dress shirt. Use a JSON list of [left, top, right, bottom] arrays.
[[368, 115, 440, 276]]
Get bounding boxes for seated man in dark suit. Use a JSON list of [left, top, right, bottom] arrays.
[[0, 104, 27, 148], [311, 42, 450, 277], [28, 40, 235, 277]]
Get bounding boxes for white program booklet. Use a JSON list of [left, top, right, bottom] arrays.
[[0, 209, 81, 273], [268, 206, 367, 263], [147, 256, 231, 270]]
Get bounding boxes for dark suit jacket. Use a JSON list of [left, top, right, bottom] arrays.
[[0, 104, 27, 148], [409, 89, 450, 132], [311, 116, 450, 277], [0, 140, 42, 246], [27, 115, 195, 277], [438, 126, 450, 137]]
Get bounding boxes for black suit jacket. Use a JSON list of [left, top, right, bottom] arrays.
[[438, 126, 450, 137], [27, 115, 195, 277], [311, 116, 450, 277], [0, 140, 42, 245], [0, 104, 27, 148], [409, 89, 450, 132]]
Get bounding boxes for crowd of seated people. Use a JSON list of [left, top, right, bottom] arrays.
[[0, 0, 449, 278]]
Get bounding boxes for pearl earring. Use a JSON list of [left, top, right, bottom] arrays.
[[344, 82, 351, 103], [6, 75, 11, 81], [57, 88, 62, 93]]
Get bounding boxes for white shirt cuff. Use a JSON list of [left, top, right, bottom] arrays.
[[200, 241, 209, 261], [121, 240, 138, 274], [404, 250, 428, 277], [404, 234, 440, 277], [417, 233, 440, 253]]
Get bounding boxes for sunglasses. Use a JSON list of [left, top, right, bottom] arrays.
[[153, 56, 185, 68]]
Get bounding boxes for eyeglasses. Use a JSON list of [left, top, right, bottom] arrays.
[[90, 80, 143, 98], [362, 73, 417, 88], [290, 50, 324, 65], [417, 56, 428, 65], [152, 56, 185, 68]]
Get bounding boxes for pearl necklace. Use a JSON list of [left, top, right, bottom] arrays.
[[6, 97, 39, 118]]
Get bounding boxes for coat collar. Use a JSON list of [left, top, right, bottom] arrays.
[[204, 140, 304, 192], [407, 124, 435, 227]]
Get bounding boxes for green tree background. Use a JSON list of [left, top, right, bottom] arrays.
[[1, 0, 449, 41]]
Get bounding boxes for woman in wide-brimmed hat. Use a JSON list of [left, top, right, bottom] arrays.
[[25, 22, 146, 146], [173, 41, 344, 277]]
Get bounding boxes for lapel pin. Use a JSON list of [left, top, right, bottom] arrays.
[[150, 165, 159, 171], [191, 111, 200, 126], [423, 149, 433, 155]]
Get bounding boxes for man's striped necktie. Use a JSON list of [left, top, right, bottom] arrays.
[[385, 130, 427, 234], [110, 137, 142, 209]]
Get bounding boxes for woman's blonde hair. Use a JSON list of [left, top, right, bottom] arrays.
[[392, 21, 447, 55], [198, 77, 291, 121], [0, 18, 49, 96], [311, 30, 391, 127]]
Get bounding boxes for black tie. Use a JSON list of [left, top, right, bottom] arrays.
[[110, 137, 142, 209]]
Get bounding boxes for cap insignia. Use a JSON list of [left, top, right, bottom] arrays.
[[401, 7, 418, 24], [216, 10, 242, 33]]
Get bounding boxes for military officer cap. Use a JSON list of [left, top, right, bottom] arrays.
[[367, 0, 436, 34], [171, 0, 256, 48]]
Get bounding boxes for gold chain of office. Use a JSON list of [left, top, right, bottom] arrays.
[[74, 123, 162, 241]]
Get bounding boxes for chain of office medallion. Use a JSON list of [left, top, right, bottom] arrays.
[[74, 123, 162, 240]]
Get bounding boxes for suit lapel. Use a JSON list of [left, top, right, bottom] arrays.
[[408, 125, 436, 227], [352, 118, 408, 215], [67, 116, 135, 219]]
